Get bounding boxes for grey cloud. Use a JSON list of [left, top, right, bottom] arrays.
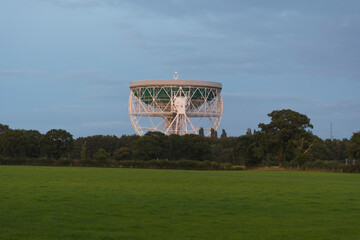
[[106, 2, 359, 81]]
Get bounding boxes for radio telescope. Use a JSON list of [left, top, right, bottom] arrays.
[[128, 74, 223, 136]]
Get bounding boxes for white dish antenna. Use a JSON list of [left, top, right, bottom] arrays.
[[128, 77, 223, 136]]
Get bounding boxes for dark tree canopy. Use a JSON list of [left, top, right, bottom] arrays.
[[95, 148, 110, 163], [113, 147, 132, 161], [258, 109, 313, 166], [132, 134, 163, 160], [75, 135, 122, 159], [198, 127, 204, 137], [233, 135, 260, 167], [347, 132, 360, 160], [210, 128, 217, 140], [220, 129, 227, 138], [181, 134, 210, 161], [0, 111, 356, 170], [0, 129, 42, 158], [40, 129, 74, 159], [0, 124, 10, 135]]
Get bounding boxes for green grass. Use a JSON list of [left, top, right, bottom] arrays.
[[1, 166, 360, 240]]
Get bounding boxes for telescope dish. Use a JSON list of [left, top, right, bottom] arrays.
[[128, 79, 223, 136]]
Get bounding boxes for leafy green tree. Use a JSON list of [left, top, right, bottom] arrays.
[[246, 128, 252, 136], [294, 150, 306, 168], [306, 136, 331, 161], [95, 148, 110, 163], [118, 134, 140, 148], [220, 129, 227, 138], [182, 134, 210, 161], [41, 129, 74, 159], [167, 134, 184, 160], [258, 109, 313, 167], [145, 131, 168, 158], [113, 147, 132, 160], [210, 128, 218, 140], [0, 130, 27, 157], [80, 142, 87, 161], [219, 136, 238, 149], [220, 148, 233, 163], [23, 130, 43, 158], [0, 129, 42, 158], [78, 135, 122, 158], [132, 135, 162, 160], [0, 124, 10, 135], [210, 143, 223, 162], [347, 132, 360, 160], [324, 138, 348, 161], [233, 135, 260, 167], [198, 127, 204, 137]]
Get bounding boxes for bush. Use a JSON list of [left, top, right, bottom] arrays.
[[283, 159, 360, 173], [178, 160, 200, 170], [210, 161, 220, 170], [312, 160, 325, 169], [114, 159, 244, 170], [220, 162, 233, 170], [231, 165, 245, 170], [58, 158, 73, 166]]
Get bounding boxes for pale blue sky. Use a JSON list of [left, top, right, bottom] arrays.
[[1, 0, 359, 139]]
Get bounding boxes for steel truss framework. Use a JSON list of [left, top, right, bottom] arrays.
[[129, 82, 223, 136]]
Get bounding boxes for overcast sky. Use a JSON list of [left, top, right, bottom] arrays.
[[1, 0, 359, 139]]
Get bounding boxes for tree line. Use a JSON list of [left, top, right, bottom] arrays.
[[0, 109, 359, 171]]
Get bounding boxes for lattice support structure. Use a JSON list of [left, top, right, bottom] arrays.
[[129, 80, 223, 136]]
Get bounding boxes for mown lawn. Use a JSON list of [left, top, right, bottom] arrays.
[[0, 166, 360, 239]]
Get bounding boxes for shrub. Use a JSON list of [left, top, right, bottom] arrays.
[[178, 160, 200, 170], [220, 162, 233, 170]]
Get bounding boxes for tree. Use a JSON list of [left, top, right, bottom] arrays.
[[219, 136, 238, 149], [78, 135, 121, 158], [41, 129, 74, 159], [210, 143, 223, 162], [167, 134, 184, 160], [306, 136, 331, 161], [246, 128, 252, 136], [113, 147, 132, 160], [80, 142, 87, 161], [181, 134, 210, 161], [258, 109, 313, 167], [347, 132, 360, 160], [210, 128, 218, 142], [0, 129, 42, 158], [220, 129, 227, 138], [324, 138, 348, 161], [95, 148, 110, 164], [144, 131, 168, 159], [118, 134, 140, 148], [0, 124, 10, 135], [233, 135, 260, 167], [199, 127, 205, 137], [23, 130, 43, 158], [132, 134, 162, 160]]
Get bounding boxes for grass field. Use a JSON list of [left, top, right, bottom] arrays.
[[1, 166, 360, 240]]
